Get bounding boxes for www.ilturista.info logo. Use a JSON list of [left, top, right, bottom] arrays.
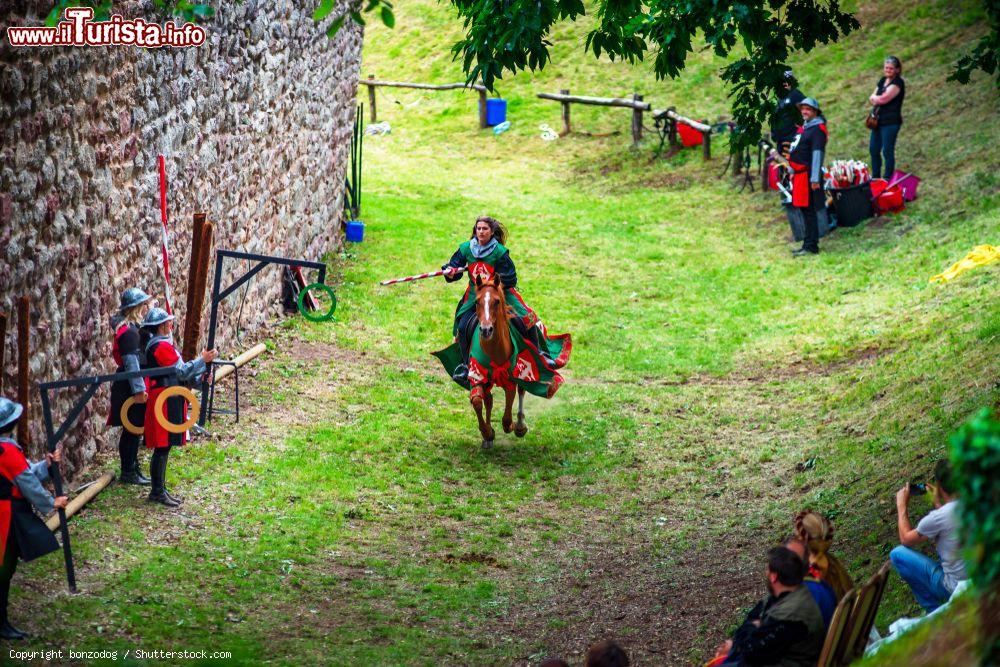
[[7, 7, 206, 48]]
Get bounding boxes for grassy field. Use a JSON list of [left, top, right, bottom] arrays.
[[13, 0, 999, 664]]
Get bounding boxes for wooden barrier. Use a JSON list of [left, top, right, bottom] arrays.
[[652, 107, 713, 160], [45, 472, 114, 531], [363, 75, 489, 128], [537, 90, 651, 145]]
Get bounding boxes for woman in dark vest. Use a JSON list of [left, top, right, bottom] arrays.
[[0, 398, 67, 640], [868, 56, 905, 179], [140, 308, 216, 507], [108, 288, 154, 486]]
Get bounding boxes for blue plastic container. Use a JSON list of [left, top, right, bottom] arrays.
[[345, 220, 364, 242], [485, 98, 507, 126]]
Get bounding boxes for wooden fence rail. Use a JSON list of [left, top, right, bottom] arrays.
[[363, 75, 489, 128], [651, 107, 713, 160], [537, 90, 651, 145]]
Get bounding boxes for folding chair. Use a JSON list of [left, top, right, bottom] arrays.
[[846, 561, 892, 661], [817, 588, 857, 667]]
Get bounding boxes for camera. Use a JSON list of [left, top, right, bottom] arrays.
[[908, 482, 927, 495]]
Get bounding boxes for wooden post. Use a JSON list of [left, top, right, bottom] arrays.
[[183, 212, 206, 354], [367, 75, 377, 123], [631, 93, 643, 145], [478, 88, 487, 129], [668, 108, 678, 147], [702, 127, 711, 161], [16, 297, 29, 447], [184, 222, 214, 360], [560, 88, 571, 136], [0, 311, 7, 394]]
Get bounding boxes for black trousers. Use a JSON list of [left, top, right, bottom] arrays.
[[798, 187, 824, 252], [0, 523, 20, 624]]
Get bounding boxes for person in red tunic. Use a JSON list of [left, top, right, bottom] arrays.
[[139, 308, 216, 507], [0, 399, 67, 640], [787, 97, 828, 256], [108, 287, 155, 486]]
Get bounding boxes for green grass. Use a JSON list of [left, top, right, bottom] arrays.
[[13, 0, 998, 664]]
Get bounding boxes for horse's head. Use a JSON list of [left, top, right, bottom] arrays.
[[474, 274, 505, 342]]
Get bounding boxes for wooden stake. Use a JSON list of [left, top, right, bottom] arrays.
[[213, 343, 267, 383], [478, 88, 487, 129], [0, 312, 7, 394], [183, 212, 207, 356], [560, 89, 571, 136], [367, 75, 377, 123], [16, 297, 29, 447], [631, 93, 644, 145], [184, 222, 214, 359]]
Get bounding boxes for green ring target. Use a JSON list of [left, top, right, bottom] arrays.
[[297, 283, 337, 322]]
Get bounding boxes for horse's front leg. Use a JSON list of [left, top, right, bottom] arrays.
[[514, 387, 528, 438], [471, 386, 496, 448], [501, 385, 516, 433]]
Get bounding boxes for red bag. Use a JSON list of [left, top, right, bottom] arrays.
[[677, 121, 704, 147], [767, 162, 780, 190], [870, 179, 905, 214]]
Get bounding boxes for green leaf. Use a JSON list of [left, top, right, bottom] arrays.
[[381, 6, 395, 28], [326, 14, 346, 37], [313, 0, 336, 22]]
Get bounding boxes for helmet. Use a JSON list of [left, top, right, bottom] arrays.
[[798, 97, 820, 111], [141, 307, 174, 328], [119, 287, 153, 313], [0, 398, 23, 432]]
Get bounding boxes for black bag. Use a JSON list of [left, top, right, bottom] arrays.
[[11, 501, 59, 562]]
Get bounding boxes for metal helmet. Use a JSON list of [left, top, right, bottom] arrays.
[[797, 97, 820, 112], [0, 398, 23, 432], [119, 287, 153, 313], [141, 307, 174, 328]]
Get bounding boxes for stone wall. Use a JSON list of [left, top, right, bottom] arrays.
[[0, 0, 362, 475]]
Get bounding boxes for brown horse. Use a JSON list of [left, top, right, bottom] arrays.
[[470, 275, 528, 449]]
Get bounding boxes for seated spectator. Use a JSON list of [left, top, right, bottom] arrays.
[[584, 640, 630, 667], [784, 537, 838, 629], [708, 547, 825, 667], [891, 459, 968, 613], [794, 510, 855, 599]]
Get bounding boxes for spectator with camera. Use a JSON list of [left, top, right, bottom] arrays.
[[891, 459, 968, 612]]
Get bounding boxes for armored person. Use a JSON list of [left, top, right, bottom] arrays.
[[787, 97, 828, 256], [0, 399, 67, 640], [108, 288, 154, 485], [140, 308, 216, 507]]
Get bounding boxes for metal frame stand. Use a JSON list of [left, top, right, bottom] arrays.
[[198, 249, 328, 425], [206, 360, 239, 423], [39, 365, 179, 592]]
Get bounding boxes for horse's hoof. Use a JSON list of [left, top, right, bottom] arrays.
[[514, 424, 528, 438], [502, 420, 514, 433], [481, 439, 494, 450]]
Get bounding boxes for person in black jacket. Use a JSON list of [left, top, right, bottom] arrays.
[[787, 98, 828, 256], [868, 56, 905, 179], [770, 70, 805, 152]]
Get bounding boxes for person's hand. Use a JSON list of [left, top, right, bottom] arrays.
[[896, 485, 911, 509], [443, 267, 456, 278], [926, 482, 942, 508], [713, 639, 732, 659], [811, 182, 820, 191], [869, 94, 878, 105], [134, 391, 147, 404], [53, 496, 69, 509], [751, 619, 761, 627], [201, 348, 217, 364], [45, 448, 62, 465]]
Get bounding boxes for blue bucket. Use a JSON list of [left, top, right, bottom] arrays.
[[485, 98, 507, 126], [345, 220, 364, 243]]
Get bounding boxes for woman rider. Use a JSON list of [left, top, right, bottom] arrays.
[[442, 216, 550, 383], [108, 288, 155, 486]]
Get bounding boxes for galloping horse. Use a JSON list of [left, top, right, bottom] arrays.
[[470, 274, 528, 449]]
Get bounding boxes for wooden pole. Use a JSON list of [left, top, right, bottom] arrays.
[[213, 343, 267, 383], [668, 108, 678, 147], [44, 472, 114, 531], [16, 297, 29, 447], [631, 93, 644, 145], [367, 75, 377, 123], [183, 212, 206, 356], [0, 311, 7, 394], [560, 89, 571, 136], [537, 91, 650, 110], [703, 127, 712, 161], [185, 222, 213, 359], [478, 88, 487, 129]]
